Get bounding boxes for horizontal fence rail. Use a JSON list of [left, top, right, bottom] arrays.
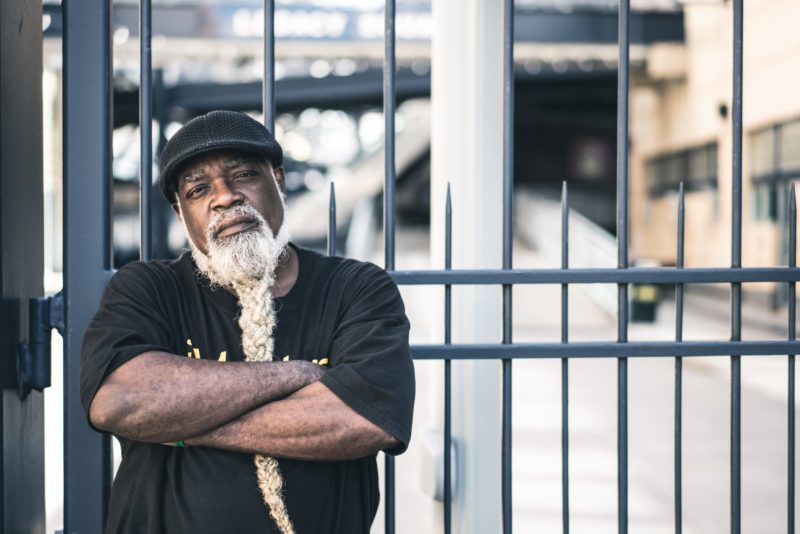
[[407, 340, 800, 360], [389, 267, 800, 285]]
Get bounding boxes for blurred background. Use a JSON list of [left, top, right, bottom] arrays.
[[32, 0, 800, 532]]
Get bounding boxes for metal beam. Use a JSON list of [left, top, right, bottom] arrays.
[[410, 340, 800, 360], [63, 0, 114, 531], [389, 266, 800, 285], [1, 0, 45, 530]]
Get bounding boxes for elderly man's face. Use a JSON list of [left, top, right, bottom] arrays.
[[172, 150, 286, 255]]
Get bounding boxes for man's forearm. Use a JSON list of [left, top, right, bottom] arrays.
[[184, 381, 399, 460], [89, 351, 325, 443]]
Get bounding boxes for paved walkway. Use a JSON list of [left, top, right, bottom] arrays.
[[372, 229, 799, 534]]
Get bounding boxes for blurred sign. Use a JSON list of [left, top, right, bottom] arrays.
[[45, 3, 683, 44]]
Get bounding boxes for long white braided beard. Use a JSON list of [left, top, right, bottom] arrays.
[[184, 204, 296, 534]]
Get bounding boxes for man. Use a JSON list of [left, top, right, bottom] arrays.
[[80, 110, 415, 534]]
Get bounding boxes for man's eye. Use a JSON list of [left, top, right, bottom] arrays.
[[186, 185, 208, 198], [234, 170, 257, 179]]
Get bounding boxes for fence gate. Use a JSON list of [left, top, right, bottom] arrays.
[[1, 0, 46, 531], [60, 1, 800, 534]]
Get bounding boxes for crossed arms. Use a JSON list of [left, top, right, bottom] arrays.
[[89, 351, 399, 460]]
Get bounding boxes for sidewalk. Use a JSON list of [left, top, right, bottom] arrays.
[[376, 228, 799, 534]]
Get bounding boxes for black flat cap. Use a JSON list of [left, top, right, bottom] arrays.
[[159, 110, 283, 203]]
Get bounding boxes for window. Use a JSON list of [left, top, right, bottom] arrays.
[[646, 142, 718, 198], [781, 119, 800, 172], [750, 118, 800, 222]]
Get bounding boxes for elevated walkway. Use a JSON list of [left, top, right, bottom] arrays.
[[516, 186, 617, 316]]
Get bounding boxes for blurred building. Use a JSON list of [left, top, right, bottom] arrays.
[[629, 0, 800, 303], [42, 0, 684, 267]]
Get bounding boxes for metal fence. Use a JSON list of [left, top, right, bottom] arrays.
[[61, 1, 800, 534]]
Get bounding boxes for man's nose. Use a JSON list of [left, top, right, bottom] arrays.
[[210, 179, 244, 210]]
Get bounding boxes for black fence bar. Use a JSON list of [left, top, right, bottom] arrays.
[[139, 0, 152, 261], [775, 127, 786, 277], [63, 0, 114, 530], [730, 0, 744, 531], [616, 0, 631, 529], [390, 267, 800, 285], [410, 340, 800, 360], [675, 184, 685, 534], [383, 0, 397, 532], [383, 0, 396, 273], [501, 0, 515, 531], [789, 184, 796, 534], [327, 183, 336, 256], [730, 357, 742, 530], [444, 185, 453, 534], [262, 0, 275, 131], [561, 182, 570, 534]]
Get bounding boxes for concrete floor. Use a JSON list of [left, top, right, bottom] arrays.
[[372, 229, 799, 534]]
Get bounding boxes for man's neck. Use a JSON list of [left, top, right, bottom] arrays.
[[270, 245, 299, 298]]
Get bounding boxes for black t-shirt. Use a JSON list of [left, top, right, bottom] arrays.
[[80, 244, 415, 534]]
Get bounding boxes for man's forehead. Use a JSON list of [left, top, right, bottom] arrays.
[[179, 152, 266, 181]]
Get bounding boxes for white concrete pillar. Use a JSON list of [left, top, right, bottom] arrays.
[[430, 0, 505, 532]]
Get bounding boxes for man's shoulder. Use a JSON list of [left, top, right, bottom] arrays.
[[295, 244, 392, 286], [109, 254, 194, 292]]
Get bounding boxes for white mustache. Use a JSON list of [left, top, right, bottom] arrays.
[[207, 205, 265, 242]]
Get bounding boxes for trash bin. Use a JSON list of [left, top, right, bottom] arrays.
[[631, 282, 659, 322]]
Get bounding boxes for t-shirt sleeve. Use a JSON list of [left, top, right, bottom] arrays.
[[319, 263, 415, 455], [80, 262, 176, 424]]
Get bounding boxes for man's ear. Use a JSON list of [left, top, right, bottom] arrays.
[[274, 166, 286, 194], [172, 201, 182, 220]]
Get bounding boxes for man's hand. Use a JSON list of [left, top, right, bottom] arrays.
[[89, 351, 325, 443], [185, 381, 400, 460]]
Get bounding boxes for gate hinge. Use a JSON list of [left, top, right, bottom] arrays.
[[17, 290, 64, 399]]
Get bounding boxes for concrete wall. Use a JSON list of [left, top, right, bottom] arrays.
[[630, 0, 800, 274]]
